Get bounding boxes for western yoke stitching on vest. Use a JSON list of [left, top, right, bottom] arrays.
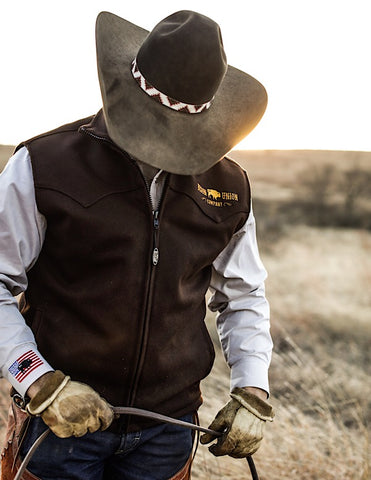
[[33, 186, 144, 208]]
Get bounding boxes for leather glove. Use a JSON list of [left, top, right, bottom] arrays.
[[26, 370, 114, 438], [200, 388, 274, 458]]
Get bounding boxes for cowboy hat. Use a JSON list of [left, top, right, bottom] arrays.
[[96, 10, 267, 175]]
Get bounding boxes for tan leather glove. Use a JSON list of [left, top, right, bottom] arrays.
[[200, 388, 274, 458], [26, 371, 114, 438]]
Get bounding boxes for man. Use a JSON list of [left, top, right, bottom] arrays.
[[0, 10, 273, 480]]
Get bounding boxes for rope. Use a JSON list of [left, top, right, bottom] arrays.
[[14, 406, 259, 480]]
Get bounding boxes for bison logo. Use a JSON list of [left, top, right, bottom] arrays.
[[207, 189, 221, 200], [197, 183, 238, 207]]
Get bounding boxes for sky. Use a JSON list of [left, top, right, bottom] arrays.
[[0, 0, 370, 151]]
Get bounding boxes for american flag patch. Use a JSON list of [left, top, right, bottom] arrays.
[[8, 350, 44, 383]]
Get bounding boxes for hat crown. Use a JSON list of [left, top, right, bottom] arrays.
[[136, 10, 227, 105]]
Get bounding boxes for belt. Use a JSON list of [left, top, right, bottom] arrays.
[[14, 406, 260, 480]]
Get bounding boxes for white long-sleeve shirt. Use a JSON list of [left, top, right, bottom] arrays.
[[0, 147, 273, 397]]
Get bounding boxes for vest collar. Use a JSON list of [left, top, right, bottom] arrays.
[[79, 109, 111, 141]]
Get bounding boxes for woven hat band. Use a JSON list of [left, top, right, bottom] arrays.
[[131, 58, 213, 114]]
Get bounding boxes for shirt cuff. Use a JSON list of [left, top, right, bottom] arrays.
[[4, 345, 54, 397], [230, 356, 270, 397]]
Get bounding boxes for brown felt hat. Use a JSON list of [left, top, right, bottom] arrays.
[[96, 10, 267, 175]]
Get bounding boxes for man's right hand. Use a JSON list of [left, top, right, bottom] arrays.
[[26, 370, 114, 438]]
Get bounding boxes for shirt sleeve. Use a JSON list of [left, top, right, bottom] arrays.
[[0, 147, 54, 397], [209, 205, 273, 395]]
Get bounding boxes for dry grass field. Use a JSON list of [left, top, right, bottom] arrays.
[[195, 225, 371, 479], [0, 147, 370, 479], [0, 145, 13, 172]]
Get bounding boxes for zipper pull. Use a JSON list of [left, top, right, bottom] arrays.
[[152, 210, 160, 265], [152, 247, 159, 266]]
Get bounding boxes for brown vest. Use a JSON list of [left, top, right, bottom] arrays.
[[18, 111, 251, 430]]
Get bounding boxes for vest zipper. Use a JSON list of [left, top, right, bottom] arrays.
[[126, 168, 168, 421], [141, 172, 163, 267]]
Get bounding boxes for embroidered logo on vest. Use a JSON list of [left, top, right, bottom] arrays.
[[197, 183, 239, 207]]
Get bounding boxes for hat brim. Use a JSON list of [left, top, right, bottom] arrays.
[[96, 11, 267, 175]]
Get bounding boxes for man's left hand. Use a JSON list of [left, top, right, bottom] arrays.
[[200, 387, 274, 458]]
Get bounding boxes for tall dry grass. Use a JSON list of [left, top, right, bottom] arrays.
[[192, 225, 371, 479]]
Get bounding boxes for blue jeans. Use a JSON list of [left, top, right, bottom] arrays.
[[20, 415, 193, 480]]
